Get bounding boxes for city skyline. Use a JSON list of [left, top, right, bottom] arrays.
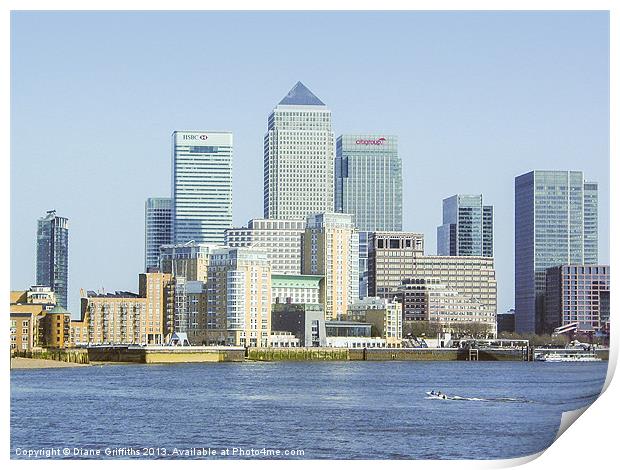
[[10, 11, 610, 316]]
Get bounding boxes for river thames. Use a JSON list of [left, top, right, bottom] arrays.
[[11, 360, 607, 460]]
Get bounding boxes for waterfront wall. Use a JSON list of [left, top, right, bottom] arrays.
[[87, 346, 245, 363], [84, 345, 609, 364], [247, 347, 349, 361], [13, 348, 90, 364], [248, 347, 528, 361]]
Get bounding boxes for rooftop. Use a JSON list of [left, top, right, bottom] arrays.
[[278, 81, 325, 106], [85, 291, 140, 298]]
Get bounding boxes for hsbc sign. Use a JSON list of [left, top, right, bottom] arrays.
[[355, 137, 386, 145], [174, 131, 233, 147], [181, 134, 209, 141]]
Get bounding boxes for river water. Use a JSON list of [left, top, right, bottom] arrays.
[[10, 360, 607, 460]]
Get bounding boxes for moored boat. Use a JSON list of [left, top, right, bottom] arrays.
[[535, 351, 601, 362]]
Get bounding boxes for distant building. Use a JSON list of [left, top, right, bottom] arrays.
[[39, 305, 71, 349], [271, 274, 323, 305], [368, 232, 497, 323], [226, 219, 305, 275], [139, 272, 174, 342], [268, 332, 300, 348], [367, 231, 425, 299], [36, 210, 69, 308], [81, 291, 147, 344], [70, 318, 89, 346], [347, 297, 403, 346], [335, 134, 402, 298], [335, 134, 402, 232], [271, 303, 326, 347], [171, 277, 209, 344], [144, 197, 172, 271], [324, 320, 386, 348], [437, 194, 493, 257], [10, 313, 37, 353], [545, 265, 609, 334], [159, 242, 216, 282], [24, 285, 57, 306], [325, 320, 372, 337], [264, 82, 335, 220], [584, 182, 599, 265], [207, 247, 272, 347], [10, 286, 57, 352], [80, 272, 172, 345], [515, 170, 599, 333], [496, 309, 516, 334], [325, 336, 386, 348], [302, 213, 359, 320], [172, 131, 233, 244], [395, 278, 496, 336]]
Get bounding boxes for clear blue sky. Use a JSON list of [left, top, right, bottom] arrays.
[[11, 11, 610, 317]]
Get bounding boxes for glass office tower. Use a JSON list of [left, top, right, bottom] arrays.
[[514, 170, 598, 333], [36, 210, 69, 308], [172, 131, 233, 244], [335, 134, 402, 298], [335, 134, 402, 231], [437, 194, 493, 257], [263, 82, 335, 220], [584, 181, 599, 265], [145, 197, 173, 271]]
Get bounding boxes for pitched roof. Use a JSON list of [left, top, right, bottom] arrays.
[[279, 81, 325, 106]]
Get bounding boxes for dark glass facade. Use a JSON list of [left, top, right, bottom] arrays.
[[514, 171, 599, 333], [36, 210, 69, 308], [437, 194, 493, 257]]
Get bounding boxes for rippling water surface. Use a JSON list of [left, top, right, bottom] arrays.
[[11, 361, 607, 459]]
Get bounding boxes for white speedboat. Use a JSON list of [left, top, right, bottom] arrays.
[[536, 352, 602, 362]]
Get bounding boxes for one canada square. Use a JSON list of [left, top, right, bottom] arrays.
[[263, 82, 335, 219]]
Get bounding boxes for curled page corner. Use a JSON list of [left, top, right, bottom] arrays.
[[493, 450, 545, 468], [555, 405, 590, 441]]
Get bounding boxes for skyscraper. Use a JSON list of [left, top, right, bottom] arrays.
[[263, 82, 335, 220], [335, 134, 402, 298], [584, 181, 599, 265], [514, 170, 598, 333], [437, 194, 493, 257], [144, 197, 172, 271], [36, 210, 69, 309], [335, 134, 402, 231], [172, 131, 233, 244]]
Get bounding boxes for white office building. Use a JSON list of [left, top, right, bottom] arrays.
[[263, 82, 335, 220], [172, 131, 233, 244], [225, 219, 305, 275]]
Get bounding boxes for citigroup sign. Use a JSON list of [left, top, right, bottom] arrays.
[[355, 137, 387, 145]]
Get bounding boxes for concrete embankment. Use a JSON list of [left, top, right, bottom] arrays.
[[247, 347, 348, 361], [87, 345, 245, 364], [247, 347, 530, 361]]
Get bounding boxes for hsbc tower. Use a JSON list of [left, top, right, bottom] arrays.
[[171, 130, 233, 244]]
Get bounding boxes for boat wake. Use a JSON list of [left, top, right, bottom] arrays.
[[425, 392, 532, 403]]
